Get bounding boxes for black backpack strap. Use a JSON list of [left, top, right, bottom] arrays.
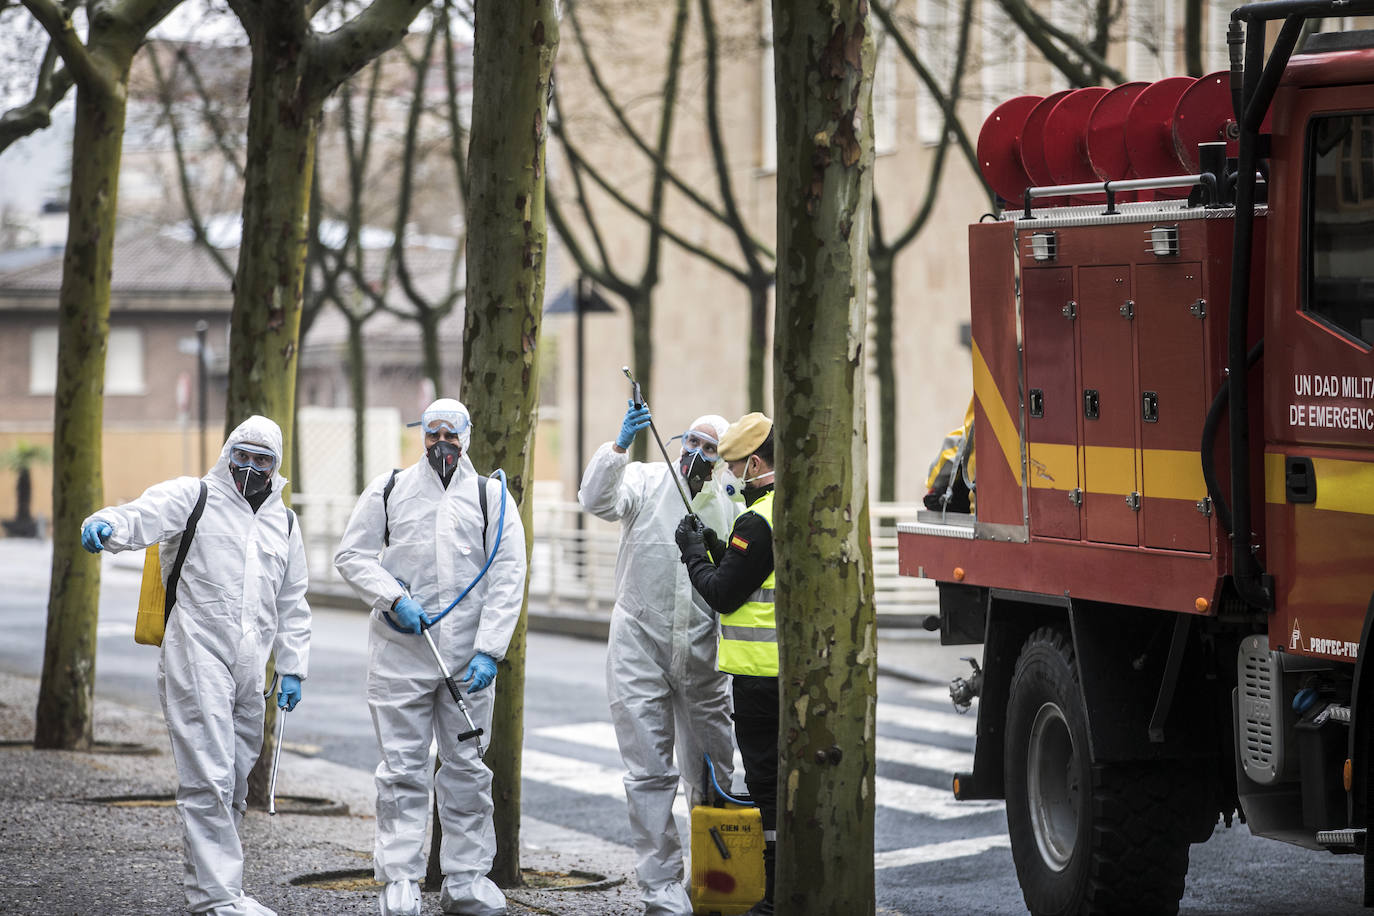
[[477, 475, 489, 554], [164, 481, 209, 623], [381, 468, 399, 546]]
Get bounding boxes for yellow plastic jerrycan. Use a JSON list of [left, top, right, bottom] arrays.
[[689, 801, 765, 915], [690, 754, 766, 915]]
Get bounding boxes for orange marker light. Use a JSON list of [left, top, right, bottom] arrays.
[[953, 567, 966, 582], [1345, 758, 1353, 793], [1195, 597, 1210, 613], [952, 775, 962, 797]]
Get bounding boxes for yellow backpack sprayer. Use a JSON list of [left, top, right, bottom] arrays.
[[134, 482, 208, 646], [690, 754, 766, 915]]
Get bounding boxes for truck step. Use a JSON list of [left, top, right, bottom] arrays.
[[1315, 828, 1365, 849], [1321, 704, 1352, 724]]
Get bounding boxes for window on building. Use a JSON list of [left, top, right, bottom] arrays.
[[1125, 0, 1175, 80], [107, 327, 146, 394], [29, 325, 146, 395], [1207, 1, 1232, 73], [916, 0, 955, 145], [28, 327, 57, 395], [1306, 113, 1374, 346], [980, 0, 1026, 119], [873, 20, 899, 156]]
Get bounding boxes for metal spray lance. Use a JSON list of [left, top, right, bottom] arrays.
[[622, 366, 696, 518], [421, 620, 488, 759], [263, 673, 287, 816]]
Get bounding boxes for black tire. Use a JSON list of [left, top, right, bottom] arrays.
[[1004, 626, 1192, 916]]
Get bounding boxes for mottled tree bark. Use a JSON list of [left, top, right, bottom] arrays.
[[459, 0, 559, 886], [27, 0, 183, 750], [770, 2, 877, 914]]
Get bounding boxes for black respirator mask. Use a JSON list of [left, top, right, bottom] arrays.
[[679, 449, 714, 495], [427, 441, 462, 489], [230, 465, 272, 499], [228, 445, 275, 501]]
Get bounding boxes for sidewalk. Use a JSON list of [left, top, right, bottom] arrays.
[[0, 669, 643, 916]]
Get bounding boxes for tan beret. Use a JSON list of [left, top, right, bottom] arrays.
[[719, 412, 773, 461]]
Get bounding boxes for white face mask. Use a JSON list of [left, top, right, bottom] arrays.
[[722, 457, 768, 498]]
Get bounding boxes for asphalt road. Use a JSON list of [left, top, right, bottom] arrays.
[[0, 539, 1364, 914]]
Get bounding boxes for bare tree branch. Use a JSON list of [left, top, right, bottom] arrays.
[[564, 0, 770, 254], [698, 0, 773, 274], [309, 0, 431, 98], [176, 45, 247, 180], [870, 0, 990, 207], [0, 27, 74, 154], [994, 0, 1127, 86], [148, 44, 237, 281], [886, 0, 975, 253], [440, 0, 468, 206], [20, 0, 102, 93], [559, 129, 750, 282]]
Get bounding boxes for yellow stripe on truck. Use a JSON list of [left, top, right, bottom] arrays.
[[1266, 452, 1374, 516], [972, 339, 1023, 488], [1028, 445, 1206, 499], [1141, 448, 1208, 502]]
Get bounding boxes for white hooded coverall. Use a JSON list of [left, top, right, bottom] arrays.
[[83, 416, 311, 916], [578, 419, 738, 916], [334, 448, 526, 916]]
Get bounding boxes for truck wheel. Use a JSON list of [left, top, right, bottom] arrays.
[[1004, 626, 1190, 916]]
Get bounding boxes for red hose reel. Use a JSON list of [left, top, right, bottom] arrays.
[[976, 71, 1269, 208]]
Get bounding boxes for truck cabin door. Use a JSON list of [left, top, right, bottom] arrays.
[[1265, 90, 1374, 658]]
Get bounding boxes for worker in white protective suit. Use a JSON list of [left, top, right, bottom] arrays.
[[79, 415, 311, 916], [578, 405, 740, 916], [334, 398, 527, 916]]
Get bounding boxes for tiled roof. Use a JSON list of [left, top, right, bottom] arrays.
[[0, 229, 236, 296]]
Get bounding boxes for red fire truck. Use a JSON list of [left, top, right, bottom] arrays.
[[897, 3, 1374, 913]]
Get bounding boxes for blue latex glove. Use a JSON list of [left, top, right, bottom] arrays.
[[462, 652, 498, 693], [277, 674, 302, 711], [81, 520, 112, 553], [615, 401, 652, 450], [391, 596, 430, 634]]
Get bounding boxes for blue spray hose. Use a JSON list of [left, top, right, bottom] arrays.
[[383, 468, 508, 634], [705, 752, 752, 807]]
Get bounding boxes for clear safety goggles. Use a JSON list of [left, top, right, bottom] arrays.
[[419, 410, 471, 437], [675, 428, 720, 461], [229, 444, 277, 472]]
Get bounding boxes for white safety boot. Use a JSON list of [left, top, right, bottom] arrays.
[[440, 872, 507, 915], [379, 879, 422, 916]]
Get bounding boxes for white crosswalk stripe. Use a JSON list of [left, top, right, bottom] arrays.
[[877, 702, 979, 738], [527, 716, 1001, 822], [521, 747, 691, 820], [874, 776, 1003, 820], [535, 721, 974, 776], [874, 834, 1010, 869], [877, 734, 974, 774]]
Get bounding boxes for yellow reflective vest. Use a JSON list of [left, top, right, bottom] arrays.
[[718, 489, 777, 677]]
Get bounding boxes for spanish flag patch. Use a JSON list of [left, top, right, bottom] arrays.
[[729, 535, 750, 553]]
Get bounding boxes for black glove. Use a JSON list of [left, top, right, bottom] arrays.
[[675, 514, 707, 560], [703, 527, 724, 561]]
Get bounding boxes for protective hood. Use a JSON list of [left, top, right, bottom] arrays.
[[685, 414, 730, 452], [419, 398, 473, 453], [213, 415, 287, 491]]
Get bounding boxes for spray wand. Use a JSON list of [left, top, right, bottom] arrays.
[[623, 366, 696, 517]]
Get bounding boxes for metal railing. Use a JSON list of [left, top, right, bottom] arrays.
[[294, 492, 936, 624]]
